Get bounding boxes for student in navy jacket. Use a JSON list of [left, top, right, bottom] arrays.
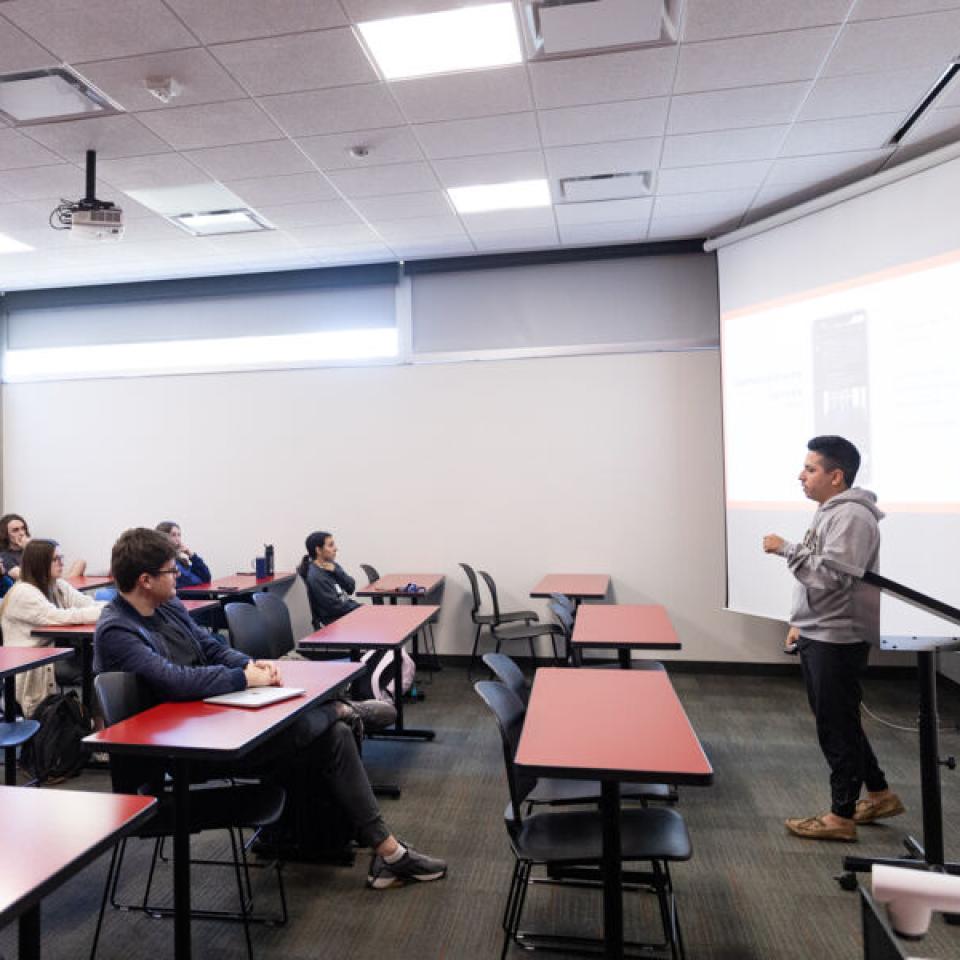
[[94, 527, 446, 890], [156, 521, 212, 588]]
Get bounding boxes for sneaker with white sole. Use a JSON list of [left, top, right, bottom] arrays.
[[367, 846, 447, 889]]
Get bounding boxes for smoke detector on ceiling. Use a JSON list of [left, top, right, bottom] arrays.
[[145, 76, 182, 104], [519, 0, 683, 60]]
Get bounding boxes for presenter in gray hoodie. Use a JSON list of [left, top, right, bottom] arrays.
[[763, 435, 904, 842]]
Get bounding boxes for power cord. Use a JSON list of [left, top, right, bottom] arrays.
[[862, 701, 960, 735]]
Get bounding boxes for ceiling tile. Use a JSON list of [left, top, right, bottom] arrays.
[[390, 238, 474, 260], [185, 140, 314, 181], [647, 213, 740, 240], [313, 244, 395, 265], [661, 125, 788, 167], [74, 48, 248, 113], [654, 189, 756, 219], [326, 161, 439, 197], [224, 172, 339, 206], [350, 190, 453, 220], [471, 227, 559, 251], [431, 150, 545, 188], [20, 115, 173, 162], [119, 216, 193, 243], [675, 27, 837, 94], [554, 197, 652, 226], [164, 0, 347, 43], [255, 200, 362, 229], [2, 0, 198, 62], [824, 9, 960, 76], [538, 99, 669, 148], [907, 104, 960, 141], [260, 84, 404, 137], [370, 215, 466, 242], [414, 113, 541, 160], [209, 28, 377, 96], [656, 160, 772, 194], [297, 127, 423, 170], [136, 100, 283, 150], [0, 129, 66, 170], [529, 47, 677, 109], [0, 15, 59, 71], [682, 0, 850, 42], [667, 82, 810, 135], [283, 223, 381, 245], [766, 149, 893, 186], [461, 207, 556, 234], [936, 73, 960, 107], [779, 113, 901, 156], [558, 221, 647, 245], [341, 0, 480, 18], [96, 153, 210, 191], [545, 139, 661, 180], [0, 200, 66, 233], [391, 66, 533, 123], [0, 164, 94, 200], [798, 67, 944, 122], [850, 1, 960, 18]]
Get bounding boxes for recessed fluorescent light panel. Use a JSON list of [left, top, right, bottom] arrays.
[[358, 2, 522, 80], [0, 231, 33, 254], [447, 179, 551, 214], [0, 68, 116, 125], [170, 209, 273, 237]]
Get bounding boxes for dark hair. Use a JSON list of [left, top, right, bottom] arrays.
[[808, 435, 861, 488], [0, 513, 29, 551], [111, 528, 177, 593], [297, 530, 332, 579], [155, 521, 179, 535], [20, 539, 59, 603]]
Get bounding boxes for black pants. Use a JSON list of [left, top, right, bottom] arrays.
[[798, 637, 888, 819]]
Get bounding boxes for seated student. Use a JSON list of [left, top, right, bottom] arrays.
[[93, 528, 444, 890], [298, 530, 361, 628], [0, 513, 87, 580], [156, 521, 211, 588], [0, 539, 105, 716], [0, 560, 13, 599]]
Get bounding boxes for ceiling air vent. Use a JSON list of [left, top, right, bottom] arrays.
[[559, 171, 652, 202], [520, 0, 682, 60]]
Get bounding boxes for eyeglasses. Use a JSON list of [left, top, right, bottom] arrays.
[[152, 567, 179, 577], [53, 555, 65, 563]]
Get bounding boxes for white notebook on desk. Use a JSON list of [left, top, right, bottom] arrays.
[[204, 687, 305, 708]]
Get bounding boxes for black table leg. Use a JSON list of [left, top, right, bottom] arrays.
[[19, 904, 40, 960], [81, 638, 94, 718], [4, 675, 17, 786], [600, 781, 623, 960], [172, 758, 192, 960], [376, 648, 433, 741], [617, 649, 631, 670]]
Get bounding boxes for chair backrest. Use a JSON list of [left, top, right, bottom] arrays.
[[482, 652, 530, 707], [548, 597, 575, 639], [252, 591, 295, 657], [359, 564, 384, 606], [94, 672, 159, 793], [459, 562, 483, 621], [224, 602, 273, 659], [478, 570, 502, 623], [474, 680, 536, 832]]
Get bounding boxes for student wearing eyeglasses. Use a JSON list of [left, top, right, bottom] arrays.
[[0, 539, 105, 717]]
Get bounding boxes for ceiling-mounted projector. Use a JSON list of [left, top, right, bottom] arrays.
[[50, 149, 124, 241]]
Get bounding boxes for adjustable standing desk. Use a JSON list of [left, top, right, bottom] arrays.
[[515, 668, 712, 960], [0, 647, 74, 786], [83, 659, 362, 960], [572, 604, 681, 668], [299, 604, 439, 741], [0, 785, 156, 960]]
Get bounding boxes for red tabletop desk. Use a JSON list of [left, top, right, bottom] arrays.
[[65, 575, 113, 593], [299, 604, 439, 741], [31, 601, 221, 718], [515, 669, 712, 960], [0, 785, 156, 960], [177, 571, 295, 601], [0, 648, 74, 786], [84, 659, 362, 960], [572, 604, 681, 669], [531, 574, 610, 608]]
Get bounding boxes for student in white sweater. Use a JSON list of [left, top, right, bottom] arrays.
[[0, 539, 104, 716]]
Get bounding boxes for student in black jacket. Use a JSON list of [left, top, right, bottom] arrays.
[[94, 527, 446, 890], [298, 530, 362, 628]]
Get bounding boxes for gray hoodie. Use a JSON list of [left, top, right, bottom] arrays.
[[778, 488, 884, 645]]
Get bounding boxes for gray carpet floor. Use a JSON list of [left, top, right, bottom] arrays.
[[2, 663, 960, 960]]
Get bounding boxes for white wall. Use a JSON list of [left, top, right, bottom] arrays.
[[2, 350, 785, 662]]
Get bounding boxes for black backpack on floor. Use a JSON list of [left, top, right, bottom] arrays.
[[21, 691, 91, 783]]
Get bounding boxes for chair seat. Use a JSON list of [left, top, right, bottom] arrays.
[[0, 719, 40, 748], [139, 782, 286, 838], [512, 805, 691, 865], [476, 610, 539, 626], [493, 622, 563, 641], [528, 777, 673, 806]]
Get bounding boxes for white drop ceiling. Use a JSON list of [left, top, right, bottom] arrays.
[[0, 0, 958, 290]]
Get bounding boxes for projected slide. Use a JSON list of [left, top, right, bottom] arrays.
[[722, 252, 960, 635]]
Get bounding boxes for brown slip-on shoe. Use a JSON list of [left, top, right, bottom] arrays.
[[854, 794, 905, 824], [785, 814, 857, 842]]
